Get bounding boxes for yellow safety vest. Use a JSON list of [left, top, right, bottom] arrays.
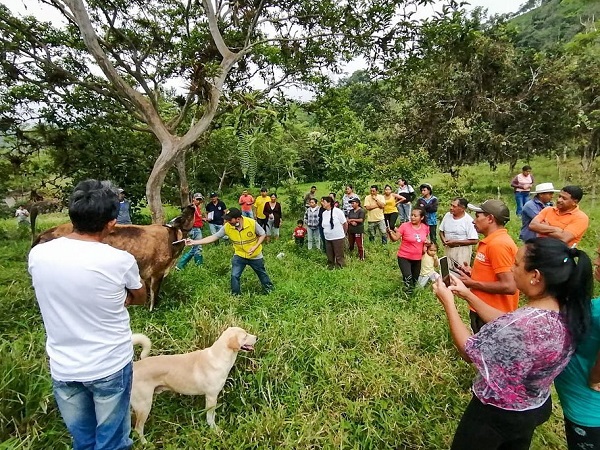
[[224, 217, 262, 258]]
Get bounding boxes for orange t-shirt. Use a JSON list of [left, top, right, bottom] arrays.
[[533, 205, 589, 247], [238, 194, 254, 212], [471, 228, 519, 313]]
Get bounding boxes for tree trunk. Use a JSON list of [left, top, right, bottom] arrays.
[[174, 151, 190, 207], [147, 140, 179, 224], [218, 167, 227, 192]]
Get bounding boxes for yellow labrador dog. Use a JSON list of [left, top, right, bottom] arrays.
[[130, 327, 257, 443]]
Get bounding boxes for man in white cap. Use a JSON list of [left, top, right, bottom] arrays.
[[519, 182, 559, 241]]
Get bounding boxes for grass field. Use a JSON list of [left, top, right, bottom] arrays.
[[1, 156, 598, 449]]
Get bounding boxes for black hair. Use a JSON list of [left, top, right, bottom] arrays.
[[562, 185, 584, 202], [308, 197, 317, 204], [311, 185, 317, 189], [397, 178, 408, 184], [523, 238, 592, 344], [297, 219, 304, 225], [321, 196, 335, 229], [329, 192, 336, 199], [68, 180, 119, 233], [260, 187, 267, 192], [346, 184, 353, 190], [419, 184, 432, 194], [384, 184, 393, 191], [453, 197, 468, 208], [412, 206, 426, 219], [370, 185, 378, 191], [270, 193, 278, 198], [522, 165, 532, 171]]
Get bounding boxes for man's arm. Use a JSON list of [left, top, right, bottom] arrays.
[[364, 197, 377, 211], [125, 285, 147, 306], [528, 217, 574, 244], [445, 238, 479, 247], [460, 271, 516, 294], [247, 223, 266, 256], [187, 230, 223, 246], [439, 230, 447, 245]]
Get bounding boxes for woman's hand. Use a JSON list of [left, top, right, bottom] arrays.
[[448, 274, 471, 299], [432, 277, 455, 308]]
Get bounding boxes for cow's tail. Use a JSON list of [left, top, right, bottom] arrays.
[[132, 333, 152, 359]]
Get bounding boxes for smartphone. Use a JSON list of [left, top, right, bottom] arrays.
[[439, 256, 451, 287]]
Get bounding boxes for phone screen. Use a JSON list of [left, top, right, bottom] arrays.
[[439, 256, 450, 287]]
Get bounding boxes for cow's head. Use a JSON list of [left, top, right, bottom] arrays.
[[166, 205, 195, 233]]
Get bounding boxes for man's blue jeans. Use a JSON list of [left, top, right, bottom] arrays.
[[208, 223, 228, 242], [231, 254, 273, 295], [52, 362, 133, 450], [242, 210, 253, 218]]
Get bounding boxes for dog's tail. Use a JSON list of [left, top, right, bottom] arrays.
[[132, 333, 152, 359]]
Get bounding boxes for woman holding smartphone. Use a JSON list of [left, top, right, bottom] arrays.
[[433, 238, 592, 450]]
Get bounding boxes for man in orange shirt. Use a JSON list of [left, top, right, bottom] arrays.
[[528, 185, 589, 248], [456, 199, 519, 333], [238, 189, 254, 219]]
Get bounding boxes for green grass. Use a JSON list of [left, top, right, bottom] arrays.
[[1, 156, 598, 449]]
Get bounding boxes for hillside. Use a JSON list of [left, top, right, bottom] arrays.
[[510, 0, 600, 49]]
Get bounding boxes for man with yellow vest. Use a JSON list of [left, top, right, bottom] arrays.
[[185, 207, 273, 295]]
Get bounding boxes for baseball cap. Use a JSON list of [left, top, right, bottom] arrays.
[[209, 192, 218, 198], [117, 188, 125, 194], [349, 196, 360, 203], [193, 192, 204, 200], [223, 208, 242, 220], [468, 199, 510, 224]]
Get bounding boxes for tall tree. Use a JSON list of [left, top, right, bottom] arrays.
[[0, 0, 430, 223]]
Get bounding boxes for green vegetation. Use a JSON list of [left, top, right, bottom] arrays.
[[511, 0, 600, 50], [1, 156, 598, 449]]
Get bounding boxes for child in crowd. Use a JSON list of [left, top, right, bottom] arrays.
[[418, 243, 439, 287], [293, 220, 307, 246]]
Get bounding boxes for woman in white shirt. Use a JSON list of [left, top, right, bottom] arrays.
[[320, 196, 347, 269]]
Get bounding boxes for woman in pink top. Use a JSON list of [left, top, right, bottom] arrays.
[[510, 165, 534, 216], [387, 207, 429, 289]]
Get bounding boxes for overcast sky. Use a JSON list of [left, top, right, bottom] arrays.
[[5, 0, 527, 99]]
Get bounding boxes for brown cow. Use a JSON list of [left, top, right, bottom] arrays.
[[31, 206, 195, 310]]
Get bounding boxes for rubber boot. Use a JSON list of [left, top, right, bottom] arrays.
[[194, 254, 203, 266], [176, 250, 193, 270]]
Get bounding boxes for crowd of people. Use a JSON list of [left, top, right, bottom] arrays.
[[26, 173, 600, 450]]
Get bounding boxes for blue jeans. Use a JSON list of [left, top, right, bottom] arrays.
[[231, 255, 273, 295], [398, 203, 411, 223], [176, 227, 203, 268], [242, 210, 253, 218], [52, 362, 133, 450], [208, 223, 228, 241], [514, 191, 530, 215]]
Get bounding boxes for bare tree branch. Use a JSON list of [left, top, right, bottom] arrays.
[[202, 0, 235, 60]]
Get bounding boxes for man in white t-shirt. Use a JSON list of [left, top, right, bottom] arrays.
[[439, 197, 479, 266], [28, 180, 146, 450]]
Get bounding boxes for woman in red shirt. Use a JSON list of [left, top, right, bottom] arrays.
[[387, 207, 429, 289]]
